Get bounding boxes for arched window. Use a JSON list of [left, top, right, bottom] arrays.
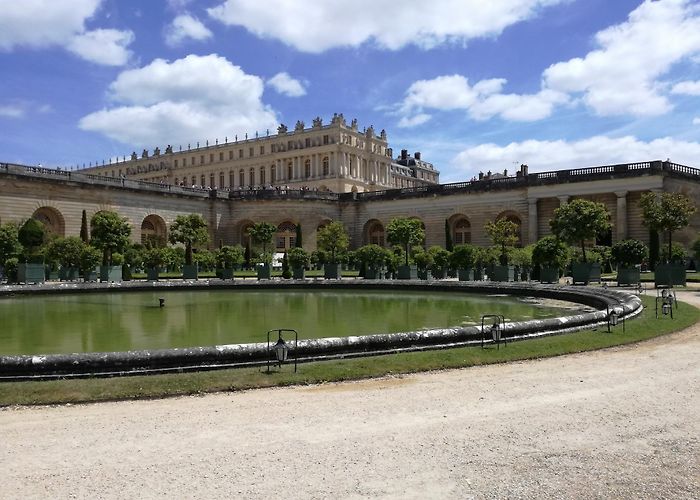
[[496, 212, 523, 246], [32, 206, 65, 237], [229, 170, 235, 187], [174, 177, 179, 185], [209, 173, 215, 188], [141, 214, 166, 247], [276, 221, 297, 251], [191, 175, 196, 187], [454, 218, 471, 245], [367, 221, 385, 246], [304, 159, 311, 178], [219, 172, 225, 188], [322, 157, 329, 176], [249, 167, 255, 186], [200, 175, 206, 187]]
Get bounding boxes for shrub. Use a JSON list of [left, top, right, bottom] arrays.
[[611, 239, 649, 268], [215, 245, 244, 269], [532, 236, 570, 269], [427, 246, 451, 274], [450, 244, 477, 269], [287, 247, 311, 269]]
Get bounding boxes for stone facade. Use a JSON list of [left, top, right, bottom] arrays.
[[1, 160, 698, 254], [81, 114, 439, 193]]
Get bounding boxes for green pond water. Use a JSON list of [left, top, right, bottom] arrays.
[[0, 290, 583, 355]]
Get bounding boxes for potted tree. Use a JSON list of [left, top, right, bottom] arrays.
[[17, 218, 47, 284], [386, 217, 424, 280], [122, 244, 145, 281], [79, 245, 101, 282], [611, 239, 648, 286], [215, 245, 244, 280], [511, 245, 533, 281], [143, 247, 165, 281], [450, 244, 477, 281], [247, 222, 276, 279], [353, 244, 386, 280], [427, 246, 451, 280], [287, 247, 310, 279], [46, 236, 84, 281], [193, 249, 216, 275], [550, 199, 610, 285], [485, 218, 519, 282], [169, 214, 210, 280], [413, 248, 433, 280], [532, 236, 570, 284], [90, 210, 131, 283], [640, 192, 696, 287], [317, 221, 349, 279]]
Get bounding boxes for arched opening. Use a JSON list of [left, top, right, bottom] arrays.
[[364, 220, 385, 246], [276, 221, 297, 251], [238, 220, 254, 247], [32, 206, 65, 237], [141, 214, 167, 247], [448, 214, 471, 245]]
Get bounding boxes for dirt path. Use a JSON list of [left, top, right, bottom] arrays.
[[1, 292, 699, 499]]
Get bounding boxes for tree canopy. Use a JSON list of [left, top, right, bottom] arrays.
[[639, 192, 696, 262], [386, 217, 425, 266], [550, 199, 610, 262], [168, 214, 210, 266], [485, 218, 519, 265], [247, 222, 277, 263], [317, 221, 349, 263], [90, 211, 132, 265], [0, 223, 22, 266]]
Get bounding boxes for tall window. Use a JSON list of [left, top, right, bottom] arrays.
[[322, 157, 329, 176], [260, 166, 266, 185], [210, 173, 215, 188], [276, 221, 297, 251], [200, 175, 206, 187], [287, 162, 293, 179], [219, 172, 225, 188], [454, 218, 471, 245], [368, 222, 385, 246], [304, 159, 311, 178], [271, 165, 276, 183], [249, 167, 255, 186], [229, 171, 235, 187], [191, 176, 196, 186], [239, 169, 244, 187]]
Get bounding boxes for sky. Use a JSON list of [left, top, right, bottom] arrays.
[[1, 0, 700, 182]]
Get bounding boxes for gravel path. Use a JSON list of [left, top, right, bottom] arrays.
[[1, 291, 699, 499]]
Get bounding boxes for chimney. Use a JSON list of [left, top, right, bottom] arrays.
[[503, 169, 508, 176], [521, 164, 529, 176], [414, 152, 421, 160], [401, 149, 408, 160]]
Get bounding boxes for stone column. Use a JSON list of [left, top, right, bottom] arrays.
[[615, 191, 628, 241], [528, 198, 538, 244], [557, 195, 569, 206]]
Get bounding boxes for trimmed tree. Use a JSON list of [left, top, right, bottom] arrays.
[[639, 192, 696, 263], [386, 217, 425, 266], [80, 209, 89, 243], [550, 199, 611, 262], [484, 218, 519, 265], [445, 219, 453, 252], [317, 221, 349, 264], [295, 224, 303, 248], [18, 218, 46, 261], [90, 211, 131, 265], [0, 223, 22, 267], [168, 214, 210, 266], [247, 222, 277, 263]]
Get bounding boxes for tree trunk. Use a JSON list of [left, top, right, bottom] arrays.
[[186, 243, 192, 265], [580, 240, 587, 262]]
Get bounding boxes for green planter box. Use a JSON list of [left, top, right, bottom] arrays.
[[397, 265, 417, 280], [417, 269, 429, 280], [257, 264, 271, 280], [83, 268, 98, 282], [430, 269, 447, 280], [218, 268, 234, 280], [571, 262, 601, 285], [491, 265, 515, 282], [617, 267, 640, 286], [18, 263, 45, 284], [292, 266, 305, 279], [473, 267, 484, 281], [146, 267, 160, 281], [539, 267, 559, 284], [324, 263, 341, 279], [45, 267, 59, 281], [182, 264, 199, 280], [99, 265, 122, 283], [520, 267, 531, 281], [654, 263, 686, 287], [59, 267, 79, 281], [364, 267, 380, 280], [457, 268, 473, 281]]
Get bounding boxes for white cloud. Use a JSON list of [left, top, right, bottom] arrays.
[[165, 14, 212, 46], [543, 0, 700, 117], [0, 105, 24, 118], [266, 72, 307, 97], [672, 80, 700, 95], [79, 54, 278, 147], [693, 117, 700, 125], [396, 74, 568, 126], [67, 29, 134, 66], [208, 0, 564, 53], [0, 0, 133, 65], [451, 135, 700, 179]]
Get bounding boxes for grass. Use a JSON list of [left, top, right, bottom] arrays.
[[600, 271, 700, 283], [0, 295, 697, 407]]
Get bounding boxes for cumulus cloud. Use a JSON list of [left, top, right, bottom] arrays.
[[450, 135, 700, 180], [672, 80, 700, 95], [0, 0, 134, 65], [543, 0, 700, 117], [266, 72, 307, 97], [694, 117, 700, 125], [207, 0, 564, 53], [0, 105, 24, 118], [79, 54, 278, 147], [165, 14, 212, 46], [67, 29, 134, 66], [396, 74, 568, 126]]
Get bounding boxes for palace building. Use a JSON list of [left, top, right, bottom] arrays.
[[82, 114, 439, 193]]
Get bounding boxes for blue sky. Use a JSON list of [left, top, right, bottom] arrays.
[[1, 0, 700, 182]]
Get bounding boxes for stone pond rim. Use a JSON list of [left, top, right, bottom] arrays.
[[0, 280, 642, 380]]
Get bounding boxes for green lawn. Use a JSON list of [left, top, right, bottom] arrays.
[[0, 295, 697, 407]]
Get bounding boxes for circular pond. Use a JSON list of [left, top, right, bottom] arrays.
[[0, 289, 587, 355]]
